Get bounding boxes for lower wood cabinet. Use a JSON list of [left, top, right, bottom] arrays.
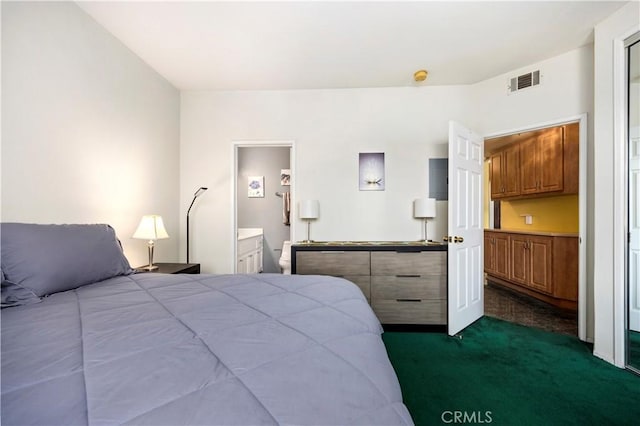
[[485, 231, 509, 280], [484, 230, 578, 310], [292, 243, 448, 325], [509, 234, 552, 294]]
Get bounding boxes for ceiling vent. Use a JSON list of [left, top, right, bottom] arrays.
[[508, 70, 541, 94]]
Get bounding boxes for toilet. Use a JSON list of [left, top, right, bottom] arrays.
[[279, 240, 292, 274]]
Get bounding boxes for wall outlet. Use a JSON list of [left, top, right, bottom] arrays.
[[520, 214, 533, 225]]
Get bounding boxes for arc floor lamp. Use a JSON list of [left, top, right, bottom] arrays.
[[187, 187, 208, 263]]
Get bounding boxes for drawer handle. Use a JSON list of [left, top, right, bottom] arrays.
[[396, 299, 422, 302], [396, 274, 421, 278], [320, 251, 345, 254]]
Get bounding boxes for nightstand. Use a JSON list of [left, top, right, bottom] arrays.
[[135, 263, 200, 274]]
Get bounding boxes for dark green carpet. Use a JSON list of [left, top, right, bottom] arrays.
[[383, 317, 640, 426]]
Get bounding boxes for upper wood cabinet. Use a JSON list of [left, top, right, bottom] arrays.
[[487, 123, 578, 201], [490, 144, 520, 199], [520, 127, 564, 195]]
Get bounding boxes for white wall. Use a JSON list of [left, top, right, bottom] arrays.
[[470, 45, 595, 340], [593, 1, 640, 366], [1, 2, 180, 267], [181, 87, 470, 272]]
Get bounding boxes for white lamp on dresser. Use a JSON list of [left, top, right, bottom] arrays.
[[299, 200, 319, 243], [413, 198, 436, 242]]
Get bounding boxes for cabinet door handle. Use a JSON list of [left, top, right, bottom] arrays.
[[396, 299, 422, 302], [396, 274, 421, 278]]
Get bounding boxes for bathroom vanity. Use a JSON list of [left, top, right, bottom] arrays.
[[237, 228, 264, 274]]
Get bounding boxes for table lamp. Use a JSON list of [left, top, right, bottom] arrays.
[[133, 215, 169, 270], [413, 198, 436, 242], [299, 200, 319, 243]]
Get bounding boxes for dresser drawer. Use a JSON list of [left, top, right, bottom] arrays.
[[296, 251, 370, 276], [371, 275, 446, 300], [345, 275, 371, 302], [372, 300, 447, 325], [371, 251, 446, 276]]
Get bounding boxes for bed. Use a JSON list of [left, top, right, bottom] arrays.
[[1, 223, 413, 425]]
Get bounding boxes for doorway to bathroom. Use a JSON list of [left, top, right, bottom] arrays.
[[232, 141, 295, 274]]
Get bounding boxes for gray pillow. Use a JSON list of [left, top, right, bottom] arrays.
[[1, 223, 133, 299], [1, 268, 41, 308]]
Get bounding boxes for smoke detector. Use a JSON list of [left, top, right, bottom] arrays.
[[414, 70, 428, 82]]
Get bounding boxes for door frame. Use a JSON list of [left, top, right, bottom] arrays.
[[483, 113, 588, 341], [231, 140, 296, 273], [629, 126, 640, 334], [614, 30, 640, 367]]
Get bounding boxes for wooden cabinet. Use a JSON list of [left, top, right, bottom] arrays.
[[484, 230, 577, 310], [484, 231, 509, 280], [488, 123, 578, 201], [292, 243, 447, 324], [509, 234, 553, 294], [520, 127, 564, 195], [490, 144, 520, 199]]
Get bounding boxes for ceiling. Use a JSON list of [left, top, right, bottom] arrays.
[[77, 1, 627, 91]]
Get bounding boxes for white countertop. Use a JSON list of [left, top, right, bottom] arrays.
[[238, 228, 263, 240]]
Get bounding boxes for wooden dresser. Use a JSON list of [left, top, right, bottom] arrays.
[[292, 242, 448, 325], [484, 229, 578, 310]]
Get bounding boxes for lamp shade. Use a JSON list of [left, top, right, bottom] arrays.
[[413, 198, 436, 219], [133, 215, 169, 240], [299, 200, 319, 219]]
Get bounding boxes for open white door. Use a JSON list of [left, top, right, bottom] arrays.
[[447, 121, 484, 336]]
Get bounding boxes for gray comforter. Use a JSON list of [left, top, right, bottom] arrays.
[[1, 273, 413, 425]]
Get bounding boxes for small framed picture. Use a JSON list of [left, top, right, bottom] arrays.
[[248, 176, 264, 197], [281, 169, 291, 186], [359, 152, 385, 191]]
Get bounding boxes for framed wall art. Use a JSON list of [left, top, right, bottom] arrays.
[[248, 176, 264, 198], [359, 152, 385, 191], [280, 169, 291, 186]]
